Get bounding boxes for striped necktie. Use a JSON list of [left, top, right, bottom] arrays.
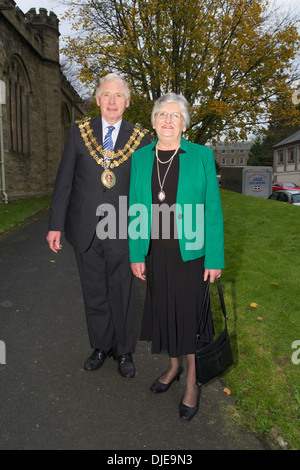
[[103, 125, 115, 151]]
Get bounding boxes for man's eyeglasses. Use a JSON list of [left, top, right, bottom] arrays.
[[156, 111, 183, 121]]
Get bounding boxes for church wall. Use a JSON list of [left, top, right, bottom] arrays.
[[0, 0, 86, 201]]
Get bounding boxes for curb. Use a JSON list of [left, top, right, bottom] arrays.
[[265, 427, 291, 450]]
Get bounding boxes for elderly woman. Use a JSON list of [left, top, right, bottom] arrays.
[[129, 93, 224, 421]]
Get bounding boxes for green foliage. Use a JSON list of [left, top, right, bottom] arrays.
[[124, 93, 154, 134], [247, 137, 274, 166]]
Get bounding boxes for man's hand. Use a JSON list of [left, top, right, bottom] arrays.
[[46, 231, 62, 253]]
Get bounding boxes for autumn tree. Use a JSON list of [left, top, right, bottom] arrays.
[[248, 94, 300, 166], [61, 0, 300, 144]]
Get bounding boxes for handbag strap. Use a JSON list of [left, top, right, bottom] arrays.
[[216, 278, 228, 320], [197, 276, 228, 339]]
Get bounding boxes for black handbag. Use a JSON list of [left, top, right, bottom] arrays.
[[195, 277, 233, 386]]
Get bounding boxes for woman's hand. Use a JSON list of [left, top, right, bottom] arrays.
[[204, 268, 222, 283], [131, 262, 146, 281]]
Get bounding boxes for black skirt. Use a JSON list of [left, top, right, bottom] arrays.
[[140, 244, 214, 357]]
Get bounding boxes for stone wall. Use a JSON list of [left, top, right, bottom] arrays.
[[0, 0, 87, 201]]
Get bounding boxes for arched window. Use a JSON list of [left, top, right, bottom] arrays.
[[7, 56, 30, 154]]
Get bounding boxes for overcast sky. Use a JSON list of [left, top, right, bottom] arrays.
[[16, 0, 72, 36], [15, 0, 300, 38]]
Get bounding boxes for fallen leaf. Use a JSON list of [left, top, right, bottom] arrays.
[[223, 387, 231, 395], [243, 389, 251, 394], [250, 302, 258, 308], [257, 317, 264, 321], [227, 407, 240, 418]]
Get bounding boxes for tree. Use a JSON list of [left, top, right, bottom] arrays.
[[60, 56, 92, 99], [248, 96, 300, 166], [61, 0, 300, 144], [247, 137, 274, 166]]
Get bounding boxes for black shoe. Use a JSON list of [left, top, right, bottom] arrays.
[[84, 349, 110, 371], [179, 389, 200, 422], [117, 353, 135, 378], [150, 366, 183, 393]]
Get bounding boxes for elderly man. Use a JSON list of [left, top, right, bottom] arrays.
[[46, 73, 150, 378]]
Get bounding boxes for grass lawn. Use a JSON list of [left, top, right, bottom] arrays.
[[0, 197, 51, 234], [211, 189, 300, 449], [0, 192, 299, 449]]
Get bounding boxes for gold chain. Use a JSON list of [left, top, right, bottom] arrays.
[[77, 117, 148, 169]]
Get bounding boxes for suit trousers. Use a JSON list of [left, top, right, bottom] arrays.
[[74, 234, 135, 357]]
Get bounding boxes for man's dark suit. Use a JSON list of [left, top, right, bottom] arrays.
[[49, 115, 151, 356]]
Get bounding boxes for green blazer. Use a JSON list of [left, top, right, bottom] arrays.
[[129, 137, 225, 268]]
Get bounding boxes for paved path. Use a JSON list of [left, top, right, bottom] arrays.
[[0, 211, 268, 451]]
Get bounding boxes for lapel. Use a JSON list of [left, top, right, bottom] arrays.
[[114, 119, 133, 151], [178, 137, 193, 180], [90, 115, 103, 145]]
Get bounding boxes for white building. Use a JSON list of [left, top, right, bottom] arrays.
[[273, 131, 300, 185]]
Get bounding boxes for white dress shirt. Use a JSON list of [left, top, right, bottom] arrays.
[[102, 118, 122, 149]]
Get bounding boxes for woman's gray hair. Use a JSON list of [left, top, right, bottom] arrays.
[[151, 92, 190, 129], [96, 73, 131, 100]]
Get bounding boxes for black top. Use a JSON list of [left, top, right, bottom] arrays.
[[151, 148, 182, 247]]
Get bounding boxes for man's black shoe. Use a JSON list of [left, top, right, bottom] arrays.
[[117, 353, 135, 378], [84, 349, 109, 371]]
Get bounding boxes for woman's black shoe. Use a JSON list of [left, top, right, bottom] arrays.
[[150, 367, 183, 393], [179, 389, 200, 421]]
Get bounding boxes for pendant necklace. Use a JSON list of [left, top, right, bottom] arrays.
[[156, 145, 179, 202]]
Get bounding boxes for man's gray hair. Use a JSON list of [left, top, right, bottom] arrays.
[[151, 92, 190, 129], [96, 73, 130, 100]]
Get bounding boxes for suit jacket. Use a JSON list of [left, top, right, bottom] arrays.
[[49, 116, 151, 253], [129, 137, 225, 268]]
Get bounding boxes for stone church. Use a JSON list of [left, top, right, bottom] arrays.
[[0, 0, 87, 202]]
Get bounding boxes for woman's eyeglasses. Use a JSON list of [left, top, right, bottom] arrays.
[[156, 111, 183, 121]]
